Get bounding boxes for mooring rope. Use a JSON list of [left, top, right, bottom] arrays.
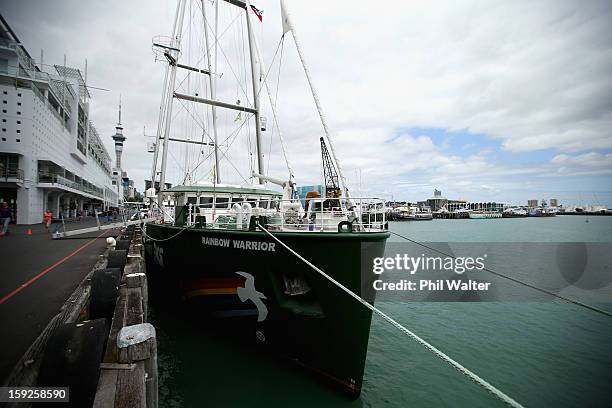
[[256, 223, 525, 408], [389, 231, 612, 318], [141, 223, 195, 242]]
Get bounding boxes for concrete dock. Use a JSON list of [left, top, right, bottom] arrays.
[[0, 217, 118, 382]]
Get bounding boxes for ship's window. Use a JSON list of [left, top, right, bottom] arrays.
[[1, 109, 5, 113], [260, 199, 269, 209], [187, 196, 197, 205], [199, 196, 213, 208], [246, 197, 258, 207], [1, 129, 5, 132], [1, 137, 5, 141], [215, 197, 229, 208], [17, 102, 21, 106], [16, 120, 20, 124], [17, 111, 21, 115], [2, 101, 6, 104], [17, 93, 21, 97], [16, 139, 20, 142], [16, 130, 20, 133]]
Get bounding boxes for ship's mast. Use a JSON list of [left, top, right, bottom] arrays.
[[152, 0, 267, 201], [201, 0, 221, 183], [158, 0, 187, 205], [244, 4, 295, 185], [149, 0, 182, 210], [245, 0, 265, 184]]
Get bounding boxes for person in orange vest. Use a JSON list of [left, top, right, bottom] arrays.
[[43, 209, 53, 231]]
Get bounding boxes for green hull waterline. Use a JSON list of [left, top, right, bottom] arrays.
[[143, 223, 389, 396]]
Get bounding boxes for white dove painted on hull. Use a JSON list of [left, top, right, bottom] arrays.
[[235, 271, 268, 322]]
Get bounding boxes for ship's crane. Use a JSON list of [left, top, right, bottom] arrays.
[[320, 137, 341, 198]]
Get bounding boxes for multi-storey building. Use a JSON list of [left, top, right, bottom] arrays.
[[0, 15, 118, 224]]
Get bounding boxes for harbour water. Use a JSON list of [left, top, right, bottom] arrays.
[[154, 216, 612, 407]]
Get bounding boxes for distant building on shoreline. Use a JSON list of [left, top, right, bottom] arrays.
[[0, 15, 118, 224], [393, 189, 505, 213]]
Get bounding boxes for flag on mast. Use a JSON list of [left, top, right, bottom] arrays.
[[280, 0, 291, 34], [250, 5, 263, 22]]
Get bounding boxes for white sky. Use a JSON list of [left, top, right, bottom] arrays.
[[1, 0, 611, 206]]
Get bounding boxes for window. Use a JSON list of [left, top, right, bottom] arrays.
[[2, 91, 6, 95], [17, 111, 21, 115], [1, 138, 5, 141], [1, 110, 5, 113], [2, 101, 6, 104], [16, 139, 20, 142], [16, 120, 20, 124], [187, 196, 197, 205], [1, 129, 5, 132], [16, 130, 20, 134], [199, 196, 213, 208], [17, 102, 21, 106], [17, 93, 21, 97], [260, 199, 269, 209], [215, 197, 229, 209]]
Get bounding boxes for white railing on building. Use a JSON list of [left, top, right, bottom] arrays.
[[38, 172, 103, 199]]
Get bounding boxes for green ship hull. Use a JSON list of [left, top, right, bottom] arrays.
[[143, 223, 388, 396]]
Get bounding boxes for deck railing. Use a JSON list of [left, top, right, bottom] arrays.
[[177, 197, 388, 233]]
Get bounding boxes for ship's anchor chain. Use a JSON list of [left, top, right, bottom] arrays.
[[256, 223, 525, 408]]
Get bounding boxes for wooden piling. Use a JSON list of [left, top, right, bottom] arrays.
[[117, 324, 158, 408]]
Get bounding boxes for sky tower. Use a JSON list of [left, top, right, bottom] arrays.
[[112, 96, 126, 170]]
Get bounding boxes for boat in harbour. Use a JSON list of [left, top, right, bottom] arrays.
[[468, 210, 502, 219], [502, 207, 528, 218], [391, 205, 433, 220], [528, 207, 557, 217], [408, 205, 433, 220], [142, 0, 388, 397], [529, 199, 557, 217]]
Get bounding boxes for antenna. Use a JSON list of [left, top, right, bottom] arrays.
[[118, 94, 122, 125]]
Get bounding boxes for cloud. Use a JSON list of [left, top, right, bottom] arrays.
[[1, 0, 611, 205], [551, 152, 612, 167]]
